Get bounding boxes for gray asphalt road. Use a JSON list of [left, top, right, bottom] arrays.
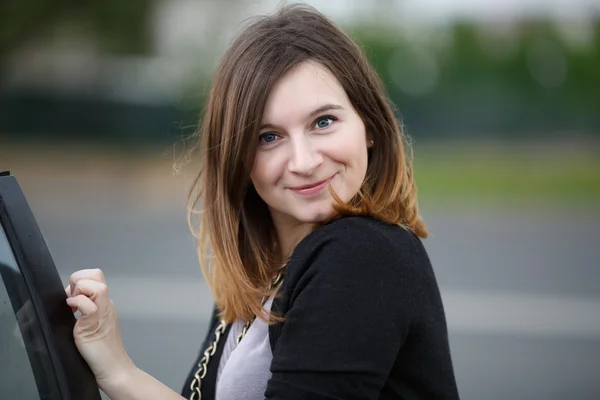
[[16, 172, 600, 400]]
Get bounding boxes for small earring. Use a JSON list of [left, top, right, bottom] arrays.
[[368, 139, 374, 147]]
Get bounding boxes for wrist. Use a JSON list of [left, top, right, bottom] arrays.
[[97, 357, 138, 395]]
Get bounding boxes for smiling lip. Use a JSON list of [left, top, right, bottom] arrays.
[[289, 175, 335, 196]]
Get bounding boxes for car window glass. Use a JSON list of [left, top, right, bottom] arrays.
[[0, 223, 57, 399]]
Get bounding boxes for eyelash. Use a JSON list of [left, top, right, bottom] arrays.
[[313, 115, 338, 130], [258, 115, 338, 145]]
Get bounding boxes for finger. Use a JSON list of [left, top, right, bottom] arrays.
[[71, 279, 110, 311], [69, 268, 106, 287], [64, 286, 77, 313], [66, 295, 98, 316], [69, 269, 106, 295]]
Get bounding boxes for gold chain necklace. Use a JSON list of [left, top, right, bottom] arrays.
[[188, 270, 285, 400]]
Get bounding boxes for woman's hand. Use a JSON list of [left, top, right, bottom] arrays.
[[66, 268, 135, 391]]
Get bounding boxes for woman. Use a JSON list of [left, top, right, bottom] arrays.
[[66, 4, 460, 400]]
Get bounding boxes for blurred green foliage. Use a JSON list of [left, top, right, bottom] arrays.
[[0, 0, 153, 56], [1, 3, 598, 140], [346, 19, 600, 137]]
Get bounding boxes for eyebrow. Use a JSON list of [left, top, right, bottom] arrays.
[[260, 103, 345, 131]]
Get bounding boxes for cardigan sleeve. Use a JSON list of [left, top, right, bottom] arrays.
[[264, 218, 443, 400]]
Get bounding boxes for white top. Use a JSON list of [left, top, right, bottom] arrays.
[[215, 293, 276, 400]]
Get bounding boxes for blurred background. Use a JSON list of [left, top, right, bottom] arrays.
[[1, 0, 599, 399]]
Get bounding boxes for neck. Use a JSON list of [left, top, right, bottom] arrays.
[[271, 213, 315, 262]]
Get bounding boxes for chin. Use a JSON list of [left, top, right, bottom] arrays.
[[293, 205, 335, 224]]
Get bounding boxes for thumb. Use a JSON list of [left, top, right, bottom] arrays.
[[66, 295, 98, 322], [65, 285, 77, 314]]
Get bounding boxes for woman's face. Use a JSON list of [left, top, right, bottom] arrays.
[[250, 60, 370, 229]]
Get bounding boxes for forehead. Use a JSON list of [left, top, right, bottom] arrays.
[[261, 61, 350, 123]]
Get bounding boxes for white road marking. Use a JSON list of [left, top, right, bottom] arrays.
[[442, 289, 600, 339], [61, 275, 600, 339]]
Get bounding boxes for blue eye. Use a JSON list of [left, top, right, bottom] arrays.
[[314, 115, 337, 129], [258, 132, 279, 144]]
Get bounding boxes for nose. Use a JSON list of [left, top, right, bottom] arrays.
[[287, 135, 323, 176]]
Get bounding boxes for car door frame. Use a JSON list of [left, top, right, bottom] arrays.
[[0, 171, 101, 400]]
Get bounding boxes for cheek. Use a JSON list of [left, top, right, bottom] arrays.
[[327, 128, 368, 171], [251, 154, 279, 192]]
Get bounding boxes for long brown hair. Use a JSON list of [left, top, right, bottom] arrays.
[[188, 4, 428, 324]]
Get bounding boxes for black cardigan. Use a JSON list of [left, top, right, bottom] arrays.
[[181, 216, 460, 399]]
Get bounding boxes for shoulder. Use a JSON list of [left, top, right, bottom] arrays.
[[295, 216, 427, 265], [271, 216, 442, 344], [285, 216, 432, 291]]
